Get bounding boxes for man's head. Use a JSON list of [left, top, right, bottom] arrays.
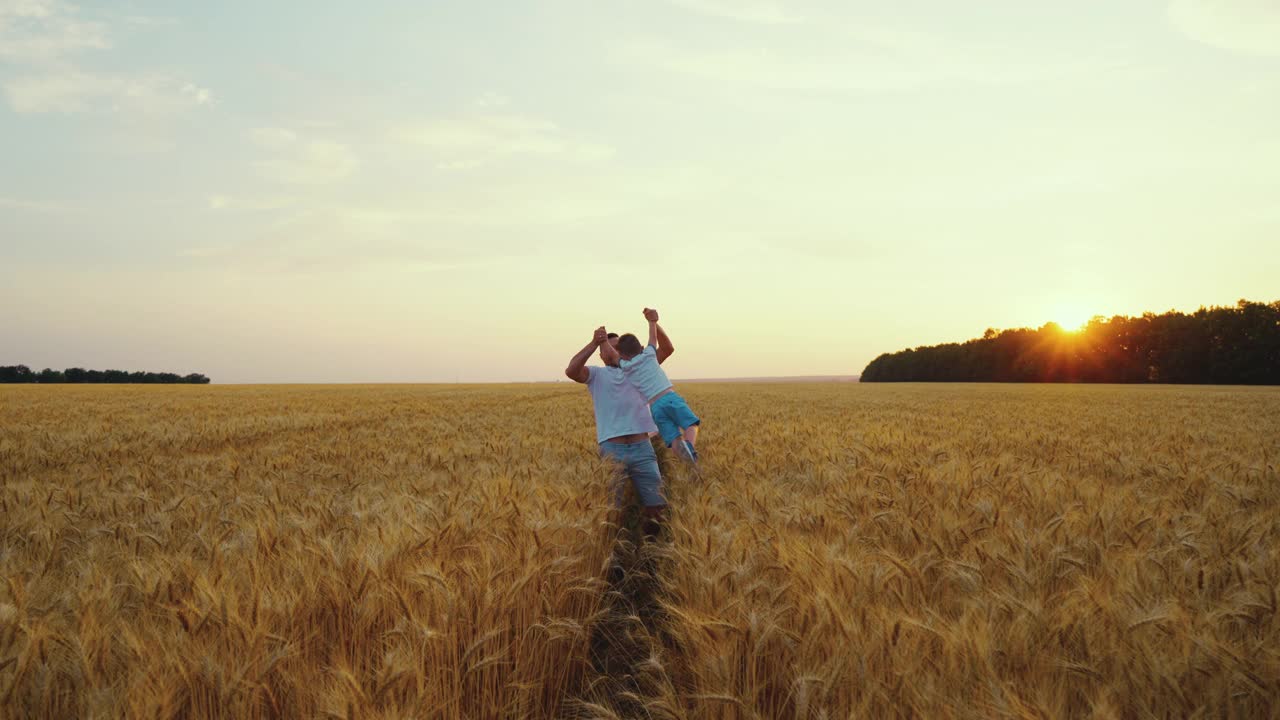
[[599, 332, 620, 366], [616, 333, 644, 360]]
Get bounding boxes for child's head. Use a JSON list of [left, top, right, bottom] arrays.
[[616, 333, 644, 360]]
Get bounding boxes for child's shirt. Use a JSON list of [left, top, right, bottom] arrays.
[[585, 366, 659, 444], [618, 345, 674, 401]]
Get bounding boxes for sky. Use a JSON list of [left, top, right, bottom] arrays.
[[2, 0, 1278, 383]]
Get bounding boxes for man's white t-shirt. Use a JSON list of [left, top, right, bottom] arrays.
[[586, 365, 658, 444]]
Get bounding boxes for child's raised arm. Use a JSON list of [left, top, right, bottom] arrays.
[[643, 307, 659, 348], [599, 331, 621, 365]]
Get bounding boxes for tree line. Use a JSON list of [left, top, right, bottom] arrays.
[[0, 366, 211, 384], [860, 299, 1280, 384]]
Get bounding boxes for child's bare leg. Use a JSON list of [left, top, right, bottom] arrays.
[[671, 432, 698, 465], [683, 424, 699, 448]]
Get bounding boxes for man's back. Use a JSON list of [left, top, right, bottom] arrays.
[[586, 365, 658, 443]]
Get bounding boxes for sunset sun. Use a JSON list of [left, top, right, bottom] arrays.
[[1053, 307, 1095, 333]]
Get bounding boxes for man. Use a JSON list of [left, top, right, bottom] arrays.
[[565, 325, 674, 537], [600, 308, 700, 464]]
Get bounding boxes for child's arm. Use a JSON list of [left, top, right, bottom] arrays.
[[599, 333, 620, 366], [643, 307, 659, 348], [655, 323, 674, 364]]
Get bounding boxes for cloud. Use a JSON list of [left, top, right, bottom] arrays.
[[0, 0, 213, 114], [177, 205, 481, 273], [180, 82, 212, 105], [0, 194, 73, 212], [249, 127, 299, 149], [664, 0, 803, 25], [249, 128, 358, 184], [4, 69, 213, 113], [617, 31, 1134, 95], [119, 14, 178, 29], [205, 194, 298, 212], [0, 0, 107, 62], [621, 41, 919, 92], [1168, 0, 1280, 55], [396, 111, 615, 168], [474, 90, 510, 109], [178, 159, 788, 275], [181, 167, 691, 271]]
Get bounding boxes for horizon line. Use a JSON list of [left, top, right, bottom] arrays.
[[188, 374, 865, 386]]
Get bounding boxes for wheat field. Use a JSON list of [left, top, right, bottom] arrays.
[[1, 383, 1277, 718]]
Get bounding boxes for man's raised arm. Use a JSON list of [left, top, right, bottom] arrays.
[[655, 323, 675, 364], [645, 308, 674, 363], [565, 327, 607, 383]]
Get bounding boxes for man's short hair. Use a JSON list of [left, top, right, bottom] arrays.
[[607, 332, 619, 340], [617, 333, 644, 358]]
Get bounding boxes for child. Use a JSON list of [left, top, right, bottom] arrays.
[[603, 308, 701, 463]]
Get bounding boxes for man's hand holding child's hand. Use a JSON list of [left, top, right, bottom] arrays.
[[643, 308, 659, 322], [593, 327, 608, 345]]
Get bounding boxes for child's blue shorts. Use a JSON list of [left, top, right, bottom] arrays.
[[649, 391, 700, 446]]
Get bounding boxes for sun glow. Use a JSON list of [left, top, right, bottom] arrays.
[[1052, 307, 1095, 333]]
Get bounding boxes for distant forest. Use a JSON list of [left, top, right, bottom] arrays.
[[860, 300, 1280, 385], [0, 366, 211, 384]]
